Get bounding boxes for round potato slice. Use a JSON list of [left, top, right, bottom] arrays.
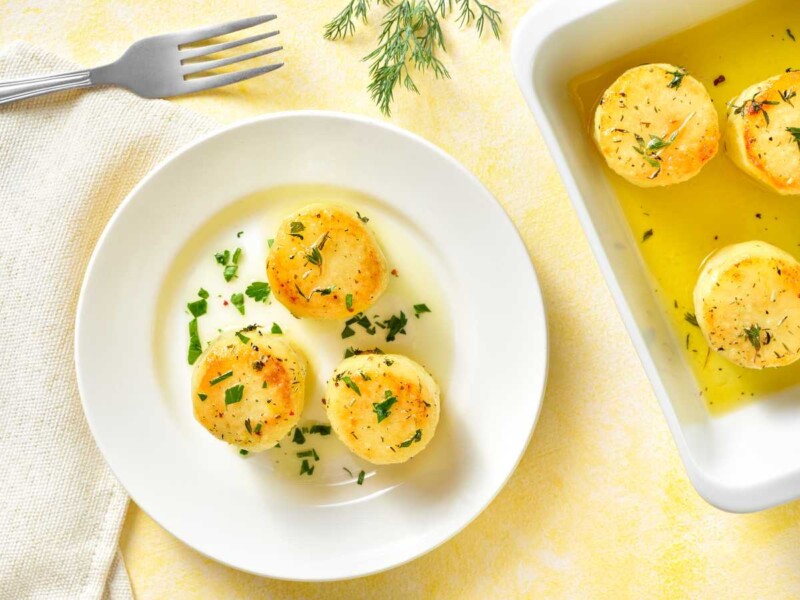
[[325, 354, 440, 465], [267, 204, 389, 319], [726, 71, 800, 195], [693, 241, 800, 369], [594, 64, 720, 187], [192, 327, 306, 451]]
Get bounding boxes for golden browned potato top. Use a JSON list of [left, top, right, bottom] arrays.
[[267, 204, 389, 320], [594, 63, 720, 187], [325, 353, 440, 465], [191, 328, 306, 451]]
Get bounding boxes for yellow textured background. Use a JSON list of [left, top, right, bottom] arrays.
[[2, 1, 800, 598]]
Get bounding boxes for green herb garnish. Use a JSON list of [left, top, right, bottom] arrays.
[[209, 370, 233, 386], [230, 293, 245, 315], [780, 89, 797, 106], [293, 427, 306, 444], [245, 418, 252, 434], [324, 0, 501, 116], [224, 384, 244, 405], [267, 238, 275, 248], [398, 429, 422, 448], [271, 322, 283, 334], [789, 28, 796, 42], [223, 264, 238, 282], [297, 449, 320, 461], [376, 311, 408, 342], [198, 288, 209, 299], [732, 94, 779, 125], [214, 250, 230, 265], [642, 229, 654, 242], [245, 281, 271, 303], [357, 470, 365, 485], [341, 375, 361, 396], [372, 390, 397, 422], [309, 424, 331, 435], [787, 127, 800, 151], [684, 312, 699, 327], [344, 347, 356, 358], [346, 293, 354, 311], [356, 211, 369, 223], [413, 303, 431, 318], [254, 422, 262, 435], [289, 221, 305, 239], [232, 247, 242, 264], [666, 67, 687, 89], [187, 318, 202, 365], [197, 393, 207, 401], [239, 449, 249, 456], [743, 324, 763, 351], [236, 331, 250, 343], [300, 459, 315, 476]]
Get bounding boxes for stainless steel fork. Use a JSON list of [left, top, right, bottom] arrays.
[[0, 15, 283, 105]]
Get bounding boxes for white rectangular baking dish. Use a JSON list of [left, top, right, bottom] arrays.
[[512, 0, 800, 512]]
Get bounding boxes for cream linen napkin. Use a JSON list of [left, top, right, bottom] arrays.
[[0, 42, 215, 599]]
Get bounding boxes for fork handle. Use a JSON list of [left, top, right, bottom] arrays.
[[0, 70, 93, 105]]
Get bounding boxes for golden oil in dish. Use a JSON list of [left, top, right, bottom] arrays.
[[570, 0, 800, 413]]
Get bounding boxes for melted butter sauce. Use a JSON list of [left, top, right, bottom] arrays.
[[570, 0, 800, 413], [154, 185, 452, 493]]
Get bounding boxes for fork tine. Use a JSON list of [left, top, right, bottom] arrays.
[[182, 46, 282, 76], [181, 63, 283, 94], [179, 31, 279, 60], [174, 15, 276, 46]]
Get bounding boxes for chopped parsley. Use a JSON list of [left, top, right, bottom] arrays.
[[684, 312, 699, 327], [666, 67, 687, 89], [271, 322, 283, 334], [197, 393, 207, 401], [224, 384, 244, 405], [245, 281, 271, 303], [292, 427, 306, 444], [300, 459, 315, 476], [239, 449, 249, 456], [376, 312, 408, 342], [372, 390, 397, 422], [309, 424, 331, 435], [223, 264, 238, 282], [341, 375, 361, 396], [254, 422, 262, 435], [357, 470, 366, 485], [214, 250, 230, 265], [245, 418, 252, 434], [356, 211, 369, 223], [743, 324, 763, 351], [209, 370, 233, 386], [398, 429, 422, 448], [344, 347, 356, 358], [187, 319, 202, 365], [787, 127, 800, 151], [346, 293, 353, 311], [341, 312, 376, 338], [230, 292, 245, 315], [413, 303, 431, 318], [232, 248, 242, 264], [642, 229, 653, 242], [297, 448, 319, 461], [236, 331, 250, 343], [198, 288, 209, 299], [267, 238, 275, 248], [289, 221, 305, 239], [789, 28, 796, 42], [732, 93, 779, 125]]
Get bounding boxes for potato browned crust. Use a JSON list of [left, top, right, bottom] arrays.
[[325, 354, 440, 464], [267, 204, 389, 319], [192, 328, 306, 450], [726, 71, 800, 195], [693, 241, 800, 369], [594, 64, 720, 187]]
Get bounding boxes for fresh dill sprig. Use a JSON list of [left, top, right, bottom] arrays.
[[324, 0, 501, 116]]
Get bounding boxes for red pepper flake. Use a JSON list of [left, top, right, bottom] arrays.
[[713, 75, 726, 86], [391, 269, 398, 277], [289, 411, 294, 416], [223, 299, 229, 306]]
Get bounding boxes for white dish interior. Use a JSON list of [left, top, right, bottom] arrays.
[[76, 112, 548, 579], [512, 0, 800, 512]]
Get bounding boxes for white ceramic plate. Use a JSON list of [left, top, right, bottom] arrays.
[[75, 111, 547, 580]]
